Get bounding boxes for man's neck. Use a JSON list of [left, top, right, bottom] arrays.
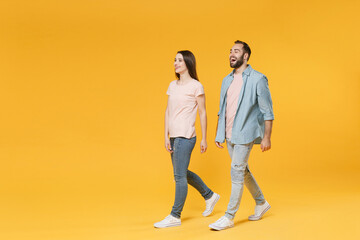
[[234, 63, 248, 75]]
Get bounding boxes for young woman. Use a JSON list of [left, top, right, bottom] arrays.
[[154, 50, 220, 228]]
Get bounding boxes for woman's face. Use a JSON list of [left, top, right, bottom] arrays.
[[174, 53, 188, 75]]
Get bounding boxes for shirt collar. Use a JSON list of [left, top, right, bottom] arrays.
[[230, 64, 252, 76], [243, 64, 252, 75]]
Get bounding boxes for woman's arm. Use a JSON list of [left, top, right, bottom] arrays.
[[196, 94, 207, 153], [164, 97, 173, 153]]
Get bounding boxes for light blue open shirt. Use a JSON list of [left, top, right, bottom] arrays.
[[215, 65, 274, 145]]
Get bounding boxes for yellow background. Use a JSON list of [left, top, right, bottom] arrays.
[[0, 0, 359, 239]]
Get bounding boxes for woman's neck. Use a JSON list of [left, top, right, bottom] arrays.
[[178, 71, 192, 83]]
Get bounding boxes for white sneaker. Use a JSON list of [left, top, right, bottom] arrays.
[[209, 216, 234, 231], [248, 200, 271, 221], [203, 193, 220, 217], [154, 215, 181, 228]]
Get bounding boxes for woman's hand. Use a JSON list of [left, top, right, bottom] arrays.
[[200, 139, 207, 153], [165, 137, 173, 153]]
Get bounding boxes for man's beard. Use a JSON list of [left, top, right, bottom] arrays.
[[230, 54, 244, 68]]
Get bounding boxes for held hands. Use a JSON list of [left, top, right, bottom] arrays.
[[200, 139, 207, 153], [260, 137, 271, 152], [165, 137, 173, 153]]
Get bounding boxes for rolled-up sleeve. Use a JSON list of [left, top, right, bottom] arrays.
[[256, 76, 274, 120], [217, 79, 226, 116]]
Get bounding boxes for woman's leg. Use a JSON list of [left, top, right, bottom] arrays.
[[170, 137, 196, 218], [187, 170, 213, 200]]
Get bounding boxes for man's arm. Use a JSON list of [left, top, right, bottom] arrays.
[[261, 120, 273, 152], [215, 115, 224, 149], [257, 76, 274, 152]]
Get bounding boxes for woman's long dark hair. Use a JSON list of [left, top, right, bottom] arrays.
[[175, 50, 199, 81]]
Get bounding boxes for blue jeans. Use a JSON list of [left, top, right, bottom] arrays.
[[225, 139, 265, 220], [170, 137, 214, 219]]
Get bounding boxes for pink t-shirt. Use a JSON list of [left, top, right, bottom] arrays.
[[226, 74, 243, 139], [166, 79, 204, 139]]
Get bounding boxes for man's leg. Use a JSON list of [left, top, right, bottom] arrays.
[[245, 165, 271, 221], [209, 141, 254, 231], [244, 166, 265, 205], [224, 141, 254, 220]]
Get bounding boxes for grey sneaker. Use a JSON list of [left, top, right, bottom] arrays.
[[209, 216, 234, 231], [202, 193, 220, 217], [248, 200, 271, 221], [154, 215, 181, 228]]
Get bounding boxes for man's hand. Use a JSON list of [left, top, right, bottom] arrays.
[[260, 137, 271, 152], [215, 141, 224, 149]]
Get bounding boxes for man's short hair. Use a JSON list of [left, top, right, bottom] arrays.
[[234, 40, 251, 61]]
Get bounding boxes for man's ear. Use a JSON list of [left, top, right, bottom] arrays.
[[244, 53, 249, 61]]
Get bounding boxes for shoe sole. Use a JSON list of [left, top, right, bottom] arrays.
[[209, 223, 234, 231], [203, 194, 220, 217], [154, 222, 181, 228], [248, 204, 271, 221]]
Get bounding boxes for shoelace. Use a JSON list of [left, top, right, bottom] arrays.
[[255, 204, 267, 215], [216, 217, 227, 224], [205, 202, 212, 210], [205, 197, 214, 209], [165, 215, 179, 222]]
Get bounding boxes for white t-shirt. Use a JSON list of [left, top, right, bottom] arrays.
[[166, 79, 204, 139]]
